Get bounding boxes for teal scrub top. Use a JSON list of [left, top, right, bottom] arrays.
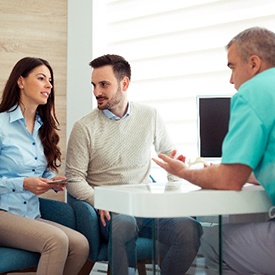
[[222, 68, 275, 204]]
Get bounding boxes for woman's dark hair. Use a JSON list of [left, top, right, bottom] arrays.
[[89, 54, 131, 81], [0, 57, 61, 172]]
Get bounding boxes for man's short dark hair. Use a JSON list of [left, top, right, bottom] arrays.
[[89, 54, 131, 81]]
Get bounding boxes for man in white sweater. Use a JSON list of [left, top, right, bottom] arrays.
[[66, 54, 203, 275]]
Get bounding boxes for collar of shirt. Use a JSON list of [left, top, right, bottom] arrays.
[[9, 106, 23, 123], [102, 102, 131, 120], [9, 105, 43, 126]]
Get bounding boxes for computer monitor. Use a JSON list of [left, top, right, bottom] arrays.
[[197, 95, 231, 161]]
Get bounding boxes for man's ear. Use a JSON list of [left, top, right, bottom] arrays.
[[249, 55, 261, 75], [121, 76, 130, 91]]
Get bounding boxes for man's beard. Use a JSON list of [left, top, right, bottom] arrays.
[[97, 86, 122, 111]]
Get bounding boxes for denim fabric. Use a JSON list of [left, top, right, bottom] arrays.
[[137, 217, 203, 274], [100, 213, 203, 275], [109, 214, 138, 275]]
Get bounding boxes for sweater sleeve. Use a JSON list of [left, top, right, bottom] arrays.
[[153, 109, 182, 182], [66, 120, 95, 206]]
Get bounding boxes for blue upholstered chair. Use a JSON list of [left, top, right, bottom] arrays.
[[0, 197, 76, 275], [67, 193, 163, 275]]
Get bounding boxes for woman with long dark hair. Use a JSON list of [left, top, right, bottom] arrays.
[[0, 57, 89, 274]]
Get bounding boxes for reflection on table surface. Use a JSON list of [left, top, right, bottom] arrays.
[[95, 181, 272, 218], [95, 180, 263, 193], [118, 180, 201, 193]]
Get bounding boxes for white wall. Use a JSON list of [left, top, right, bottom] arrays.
[[67, 0, 93, 139]]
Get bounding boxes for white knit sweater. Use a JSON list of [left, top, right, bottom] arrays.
[[66, 102, 178, 206]]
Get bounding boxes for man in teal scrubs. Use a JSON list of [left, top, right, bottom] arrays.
[[223, 63, 275, 206], [153, 26, 275, 274]]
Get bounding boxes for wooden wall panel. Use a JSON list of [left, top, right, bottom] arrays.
[[0, 0, 67, 201]]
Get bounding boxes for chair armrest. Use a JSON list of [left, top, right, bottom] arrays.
[[67, 194, 101, 261], [39, 197, 76, 229]]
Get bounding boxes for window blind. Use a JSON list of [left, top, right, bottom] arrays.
[[92, 0, 275, 180]]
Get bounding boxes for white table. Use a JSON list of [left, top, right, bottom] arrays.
[[94, 181, 272, 274], [94, 181, 272, 218]]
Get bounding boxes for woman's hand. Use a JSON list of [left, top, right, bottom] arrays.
[[47, 176, 68, 191], [23, 176, 67, 195]]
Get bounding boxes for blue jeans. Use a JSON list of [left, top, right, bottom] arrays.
[[100, 213, 203, 275], [137, 217, 203, 274]]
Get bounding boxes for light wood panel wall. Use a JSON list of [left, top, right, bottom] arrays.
[[0, 0, 67, 201]]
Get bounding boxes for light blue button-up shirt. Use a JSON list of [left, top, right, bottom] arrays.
[[0, 106, 55, 219], [102, 102, 131, 120]]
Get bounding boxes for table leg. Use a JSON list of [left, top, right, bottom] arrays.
[[152, 218, 157, 274], [110, 212, 113, 275], [219, 215, 223, 275], [152, 218, 162, 274]]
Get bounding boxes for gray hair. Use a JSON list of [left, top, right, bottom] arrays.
[[226, 27, 275, 66]]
